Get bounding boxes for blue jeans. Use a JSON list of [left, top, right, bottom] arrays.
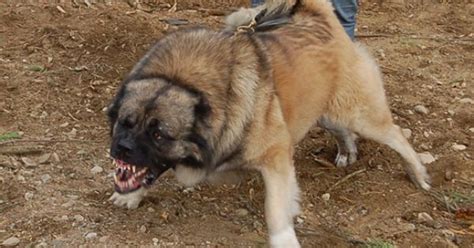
[[251, 0, 357, 40]]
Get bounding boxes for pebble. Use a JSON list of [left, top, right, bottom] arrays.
[[41, 174, 51, 183], [91, 165, 104, 174], [61, 215, 69, 221], [402, 128, 412, 139], [62, 201, 74, 208], [469, 128, 474, 133], [2, 237, 20, 247], [414, 105, 429, 115], [418, 212, 434, 223], [322, 193, 330, 201], [85, 232, 97, 240], [452, 143, 467, 151], [418, 152, 436, 164], [74, 214, 85, 222], [139, 225, 147, 233], [147, 207, 155, 213], [21, 157, 37, 168], [441, 229, 455, 241], [296, 217, 304, 224], [459, 98, 473, 104], [152, 238, 159, 244], [24, 192, 34, 201], [236, 208, 249, 217]]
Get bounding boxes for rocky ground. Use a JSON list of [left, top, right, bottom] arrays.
[[0, 0, 473, 247]]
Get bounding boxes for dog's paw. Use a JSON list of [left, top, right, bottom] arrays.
[[270, 227, 301, 248], [408, 165, 431, 191], [109, 188, 147, 209], [335, 151, 357, 168]]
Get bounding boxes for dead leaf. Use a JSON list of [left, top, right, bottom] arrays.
[[38, 153, 51, 164], [21, 157, 37, 167]]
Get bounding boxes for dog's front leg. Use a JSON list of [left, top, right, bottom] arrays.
[[109, 187, 148, 209], [260, 146, 301, 248]]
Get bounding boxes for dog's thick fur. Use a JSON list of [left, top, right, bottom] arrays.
[[107, 0, 431, 247]]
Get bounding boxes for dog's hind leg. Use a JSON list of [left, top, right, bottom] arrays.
[[259, 145, 301, 248], [351, 118, 431, 190], [319, 116, 358, 167]]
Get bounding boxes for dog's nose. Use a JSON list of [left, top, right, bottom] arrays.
[[118, 139, 134, 152]]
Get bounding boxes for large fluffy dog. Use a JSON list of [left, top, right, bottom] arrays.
[[106, 0, 431, 247]]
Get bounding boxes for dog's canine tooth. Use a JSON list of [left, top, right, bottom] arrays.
[[132, 166, 136, 173]]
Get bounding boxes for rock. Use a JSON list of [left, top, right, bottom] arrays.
[[445, 169, 454, 181], [147, 207, 155, 213], [447, 110, 455, 116], [24, 192, 34, 201], [74, 215, 84, 222], [418, 212, 434, 222], [41, 174, 51, 183], [459, 98, 473, 104], [418, 152, 436, 164], [139, 225, 147, 233], [35, 241, 47, 248], [441, 229, 455, 241], [90, 165, 103, 174], [414, 105, 429, 115], [61, 201, 74, 208], [469, 128, 474, 133], [322, 193, 330, 201], [66, 128, 77, 139], [236, 208, 249, 217], [452, 144, 467, 151], [152, 238, 159, 245], [402, 128, 412, 139], [296, 217, 304, 224], [61, 215, 69, 221], [85, 232, 97, 240], [2, 237, 20, 247]]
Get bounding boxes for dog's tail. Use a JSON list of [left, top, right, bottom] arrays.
[[225, 0, 332, 32]]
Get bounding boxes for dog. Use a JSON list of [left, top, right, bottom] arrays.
[[106, 0, 431, 247]]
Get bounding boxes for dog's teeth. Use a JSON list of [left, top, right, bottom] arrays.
[[132, 166, 136, 173]]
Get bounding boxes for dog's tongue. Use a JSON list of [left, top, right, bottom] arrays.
[[113, 159, 148, 193]]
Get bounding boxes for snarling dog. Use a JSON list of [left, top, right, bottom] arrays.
[[106, 0, 431, 246]]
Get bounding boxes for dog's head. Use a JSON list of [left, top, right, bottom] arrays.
[[107, 77, 211, 193]]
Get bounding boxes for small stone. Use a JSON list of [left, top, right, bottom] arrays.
[[447, 110, 455, 116], [441, 229, 455, 241], [35, 241, 47, 248], [41, 174, 51, 183], [445, 169, 454, 181], [99, 236, 108, 242], [418, 212, 434, 223], [2, 237, 20, 247], [296, 217, 304, 224], [37, 153, 51, 164], [452, 144, 467, 151], [139, 225, 147, 233], [236, 208, 249, 217], [147, 207, 155, 213], [414, 105, 429, 115], [91, 165, 103, 174], [322, 193, 330, 201], [402, 128, 412, 139], [24, 192, 34, 201], [459, 98, 473, 104], [62, 201, 74, 208], [85, 232, 97, 240], [152, 238, 159, 244], [74, 214, 85, 222], [418, 152, 436, 164], [61, 215, 69, 221], [469, 128, 474, 133]]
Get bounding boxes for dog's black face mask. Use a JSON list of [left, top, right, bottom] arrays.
[[107, 78, 211, 194]]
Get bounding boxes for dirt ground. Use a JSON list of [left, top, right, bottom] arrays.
[[0, 0, 473, 247]]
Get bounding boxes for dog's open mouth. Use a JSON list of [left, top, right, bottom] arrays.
[[113, 159, 157, 193]]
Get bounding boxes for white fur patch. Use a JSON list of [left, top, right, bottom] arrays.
[[270, 227, 301, 248], [174, 165, 207, 187], [109, 187, 147, 209]]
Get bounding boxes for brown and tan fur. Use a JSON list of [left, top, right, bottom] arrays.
[[107, 0, 431, 247]]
